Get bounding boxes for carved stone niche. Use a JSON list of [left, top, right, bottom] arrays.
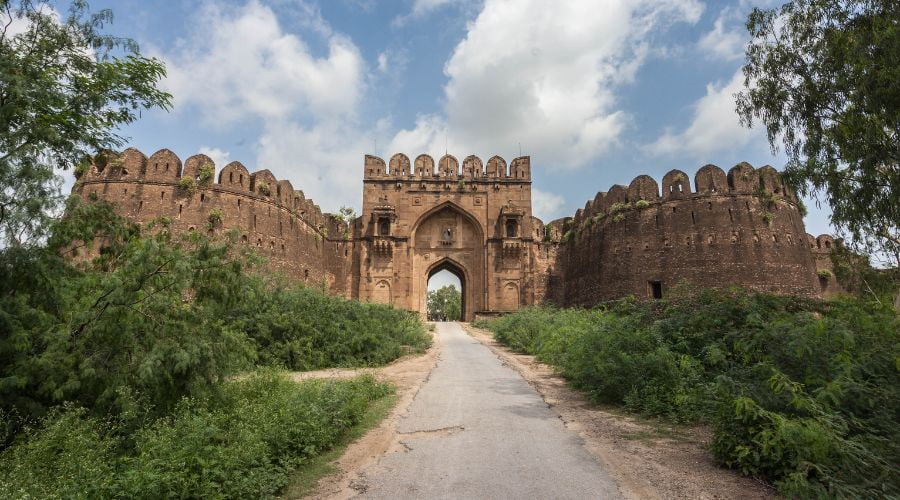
[[371, 204, 397, 238], [499, 203, 524, 259], [499, 203, 524, 239], [370, 204, 397, 260]]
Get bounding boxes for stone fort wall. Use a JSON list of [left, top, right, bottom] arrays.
[[547, 162, 837, 305], [74, 149, 839, 312], [74, 147, 354, 295]]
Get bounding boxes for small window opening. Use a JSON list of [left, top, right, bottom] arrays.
[[506, 219, 518, 237], [728, 208, 734, 223], [200, 193, 205, 202], [379, 217, 390, 236], [229, 172, 233, 183], [649, 281, 663, 299], [242, 235, 248, 243], [178, 204, 183, 217], [691, 211, 695, 224], [708, 202, 712, 210], [239, 174, 243, 185], [160, 191, 165, 200]]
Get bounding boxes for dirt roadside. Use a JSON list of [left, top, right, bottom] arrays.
[[462, 323, 776, 500], [296, 329, 443, 500]]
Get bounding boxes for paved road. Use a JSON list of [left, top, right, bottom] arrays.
[[358, 322, 620, 499]]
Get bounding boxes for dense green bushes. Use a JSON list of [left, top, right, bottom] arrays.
[[476, 289, 899, 497], [0, 197, 428, 497], [0, 371, 390, 499], [0, 197, 429, 429]]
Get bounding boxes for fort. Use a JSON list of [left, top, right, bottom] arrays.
[[74, 148, 839, 320]]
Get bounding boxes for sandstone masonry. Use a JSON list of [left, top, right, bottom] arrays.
[[74, 148, 840, 319]]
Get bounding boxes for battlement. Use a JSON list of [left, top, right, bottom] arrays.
[[364, 153, 530, 180], [568, 162, 798, 229], [77, 147, 342, 234]]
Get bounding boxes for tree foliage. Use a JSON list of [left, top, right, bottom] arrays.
[[427, 285, 461, 321], [0, 0, 171, 245], [737, 0, 899, 269]]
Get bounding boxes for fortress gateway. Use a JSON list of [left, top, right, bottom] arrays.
[[75, 149, 840, 321]]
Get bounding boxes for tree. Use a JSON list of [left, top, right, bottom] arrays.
[[736, 0, 899, 291], [427, 285, 461, 322], [0, 0, 171, 246]]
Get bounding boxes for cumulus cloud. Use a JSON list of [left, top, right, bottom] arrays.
[[697, 6, 747, 61], [161, 0, 364, 125], [256, 118, 392, 210], [154, 1, 379, 210], [532, 188, 565, 221], [389, 0, 704, 168], [198, 147, 232, 169], [644, 70, 759, 156]]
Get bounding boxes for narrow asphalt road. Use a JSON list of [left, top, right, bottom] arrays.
[[357, 322, 621, 499]]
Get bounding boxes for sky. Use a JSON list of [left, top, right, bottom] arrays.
[[50, 0, 835, 288]]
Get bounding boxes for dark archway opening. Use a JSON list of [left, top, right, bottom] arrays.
[[426, 261, 465, 321]]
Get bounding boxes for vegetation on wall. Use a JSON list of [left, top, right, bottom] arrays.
[[475, 288, 898, 498]]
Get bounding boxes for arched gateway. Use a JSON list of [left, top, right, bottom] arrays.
[[355, 154, 541, 321]]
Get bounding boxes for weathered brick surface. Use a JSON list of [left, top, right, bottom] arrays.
[[75, 148, 350, 292], [74, 150, 839, 318]]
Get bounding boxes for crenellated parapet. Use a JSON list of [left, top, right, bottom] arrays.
[[570, 163, 798, 229], [364, 153, 530, 180], [74, 147, 351, 291], [77, 147, 335, 232], [555, 162, 822, 304]]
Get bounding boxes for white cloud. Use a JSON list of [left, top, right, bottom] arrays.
[[198, 147, 231, 168], [389, 0, 704, 169], [161, 1, 364, 125], [532, 188, 565, 221], [154, 1, 380, 211], [644, 70, 759, 156], [393, 0, 460, 26], [697, 7, 746, 61], [256, 118, 393, 212]]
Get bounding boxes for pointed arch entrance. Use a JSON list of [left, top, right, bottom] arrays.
[[410, 202, 485, 321], [426, 258, 467, 321]]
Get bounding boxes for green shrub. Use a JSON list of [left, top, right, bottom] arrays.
[[608, 202, 631, 214], [634, 199, 650, 209], [817, 268, 833, 279], [178, 176, 197, 195], [478, 290, 900, 496], [208, 207, 224, 227], [257, 181, 271, 196], [198, 162, 214, 185], [0, 372, 392, 500]]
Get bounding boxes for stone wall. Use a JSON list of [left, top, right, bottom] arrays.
[[74, 147, 351, 293], [74, 149, 839, 315], [549, 163, 826, 304]]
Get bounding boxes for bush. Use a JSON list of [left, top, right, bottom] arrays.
[[178, 176, 197, 195], [0, 197, 427, 429], [0, 372, 392, 499], [198, 162, 214, 185], [478, 289, 899, 497]]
